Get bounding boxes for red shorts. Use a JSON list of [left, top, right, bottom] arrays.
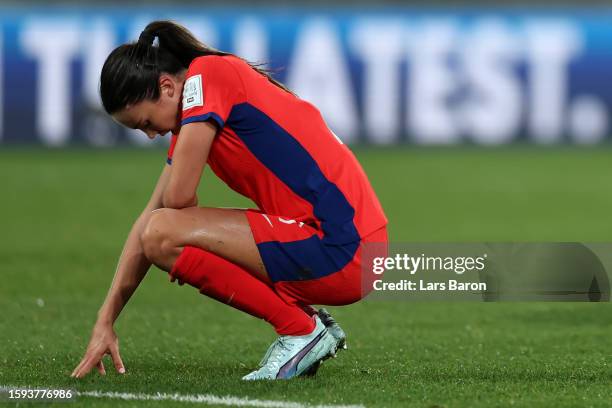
[[246, 209, 388, 307]]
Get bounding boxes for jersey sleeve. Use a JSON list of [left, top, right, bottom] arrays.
[[181, 56, 246, 129], [166, 133, 178, 164]]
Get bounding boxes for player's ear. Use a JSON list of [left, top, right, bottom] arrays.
[[159, 74, 176, 98]]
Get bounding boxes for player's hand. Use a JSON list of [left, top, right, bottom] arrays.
[[70, 322, 125, 378]]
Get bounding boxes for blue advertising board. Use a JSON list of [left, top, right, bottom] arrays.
[[1, 7, 612, 146]]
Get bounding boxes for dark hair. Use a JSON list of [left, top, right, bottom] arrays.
[[100, 20, 291, 114]]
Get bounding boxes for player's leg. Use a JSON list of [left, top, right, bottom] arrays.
[[140, 206, 314, 336], [141, 206, 266, 280], [139, 206, 339, 379]]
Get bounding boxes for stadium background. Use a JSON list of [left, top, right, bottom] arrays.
[[1, 1, 610, 407]]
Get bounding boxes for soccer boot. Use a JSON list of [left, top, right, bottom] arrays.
[[256, 308, 346, 377], [242, 316, 337, 380], [300, 308, 347, 376], [317, 308, 347, 350]]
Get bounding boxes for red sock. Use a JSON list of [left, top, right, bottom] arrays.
[[170, 246, 315, 336]]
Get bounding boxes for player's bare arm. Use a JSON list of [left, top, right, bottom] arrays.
[[162, 121, 216, 209], [71, 164, 172, 378]]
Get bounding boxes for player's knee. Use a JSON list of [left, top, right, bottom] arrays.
[[141, 208, 178, 265]]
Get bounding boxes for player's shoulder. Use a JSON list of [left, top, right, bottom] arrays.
[[187, 54, 247, 77]]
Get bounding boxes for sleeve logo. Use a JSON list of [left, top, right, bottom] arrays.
[[182, 74, 204, 110]]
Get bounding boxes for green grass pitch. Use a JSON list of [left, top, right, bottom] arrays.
[[0, 146, 610, 407]]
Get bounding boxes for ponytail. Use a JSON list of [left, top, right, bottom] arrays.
[[100, 20, 291, 114]]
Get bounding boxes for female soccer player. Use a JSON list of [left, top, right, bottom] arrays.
[[71, 20, 387, 380]]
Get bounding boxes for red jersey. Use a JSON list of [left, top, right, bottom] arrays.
[[167, 55, 387, 244]]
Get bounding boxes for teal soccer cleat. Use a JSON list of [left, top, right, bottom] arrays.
[[242, 316, 337, 380], [299, 308, 347, 377], [317, 308, 347, 350]]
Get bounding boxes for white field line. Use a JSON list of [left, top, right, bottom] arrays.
[[1, 386, 365, 408]]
